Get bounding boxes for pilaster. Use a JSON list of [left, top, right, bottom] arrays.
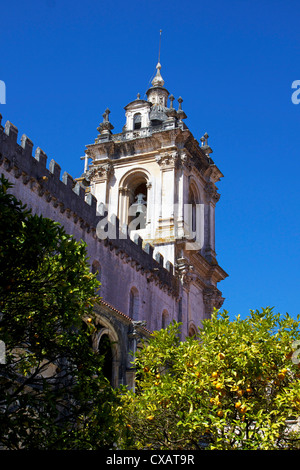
[[89, 162, 114, 211], [155, 151, 178, 241]]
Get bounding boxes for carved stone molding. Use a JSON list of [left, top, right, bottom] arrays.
[[179, 150, 192, 171], [175, 257, 195, 288], [203, 165, 224, 184], [156, 149, 192, 172], [156, 151, 178, 169], [87, 162, 114, 182], [203, 286, 224, 318], [119, 186, 130, 196], [204, 181, 220, 204]]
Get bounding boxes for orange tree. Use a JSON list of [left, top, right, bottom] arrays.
[[0, 175, 118, 449], [115, 308, 300, 450]]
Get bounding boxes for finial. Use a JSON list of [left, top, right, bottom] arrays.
[[102, 108, 111, 122], [177, 97, 187, 121], [97, 108, 114, 135], [200, 133, 209, 146], [137, 93, 140, 99], [151, 62, 165, 87], [200, 133, 213, 155], [169, 94, 175, 109]]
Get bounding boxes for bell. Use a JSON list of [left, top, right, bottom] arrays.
[[135, 193, 147, 214]]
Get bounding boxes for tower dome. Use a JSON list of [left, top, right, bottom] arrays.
[[146, 62, 170, 125]]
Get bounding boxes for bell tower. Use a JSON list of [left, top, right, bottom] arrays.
[[81, 59, 228, 323]]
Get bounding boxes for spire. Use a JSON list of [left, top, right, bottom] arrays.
[[158, 29, 162, 64], [151, 30, 164, 87]]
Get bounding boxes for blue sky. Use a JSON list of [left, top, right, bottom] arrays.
[[1, 0, 299, 320]]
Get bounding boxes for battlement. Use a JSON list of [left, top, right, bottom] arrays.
[[0, 115, 177, 294], [0, 116, 98, 226]]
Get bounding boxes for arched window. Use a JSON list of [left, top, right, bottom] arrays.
[[129, 287, 139, 320], [129, 182, 147, 230], [92, 315, 121, 389], [188, 181, 201, 239], [188, 186, 197, 235], [119, 170, 150, 232], [162, 310, 169, 329], [133, 113, 142, 130]]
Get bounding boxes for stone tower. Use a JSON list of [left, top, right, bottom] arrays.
[[80, 61, 228, 336], [0, 59, 228, 384]]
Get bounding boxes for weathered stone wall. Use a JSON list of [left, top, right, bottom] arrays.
[[0, 116, 180, 336]]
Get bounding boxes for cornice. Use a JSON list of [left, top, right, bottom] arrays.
[[186, 250, 228, 284]]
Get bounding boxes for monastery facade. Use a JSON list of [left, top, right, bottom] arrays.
[[0, 62, 228, 387]]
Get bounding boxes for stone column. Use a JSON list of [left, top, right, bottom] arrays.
[[203, 181, 220, 262], [91, 162, 114, 214], [118, 186, 130, 226], [155, 151, 178, 240]]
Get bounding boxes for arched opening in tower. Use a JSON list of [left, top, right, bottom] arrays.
[[128, 181, 147, 230]]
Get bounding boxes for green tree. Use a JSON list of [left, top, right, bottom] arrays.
[[116, 308, 300, 450], [0, 175, 117, 449]]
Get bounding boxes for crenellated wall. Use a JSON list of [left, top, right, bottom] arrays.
[[0, 115, 181, 335]]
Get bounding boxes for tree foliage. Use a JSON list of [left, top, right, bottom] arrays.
[[116, 308, 300, 450], [0, 175, 117, 449]]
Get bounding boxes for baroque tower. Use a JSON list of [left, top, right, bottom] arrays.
[[0, 59, 228, 386], [80, 61, 228, 335]]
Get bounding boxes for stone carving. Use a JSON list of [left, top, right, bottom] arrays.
[[97, 108, 114, 135], [155, 151, 178, 169], [204, 181, 220, 204], [203, 286, 224, 318], [87, 162, 114, 181], [175, 257, 195, 287]]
